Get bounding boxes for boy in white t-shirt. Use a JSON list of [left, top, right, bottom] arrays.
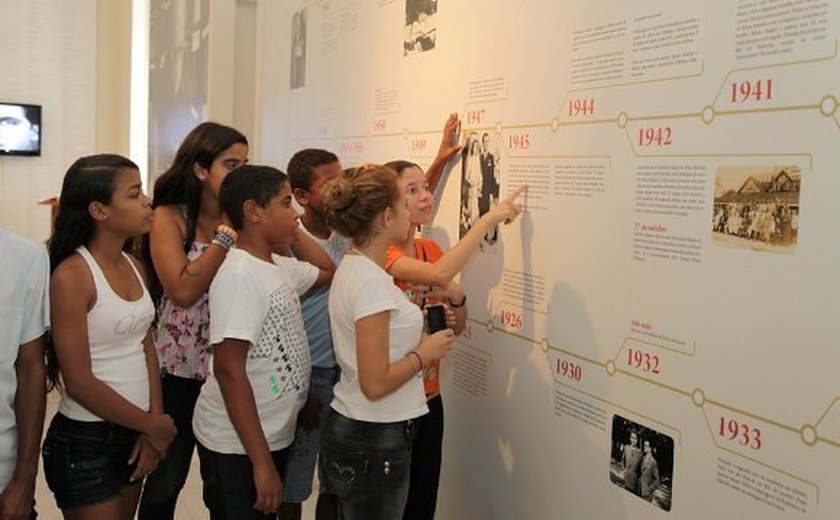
[[192, 165, 336, 519]]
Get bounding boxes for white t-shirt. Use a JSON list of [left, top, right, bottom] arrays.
[[193, 249, 317, 454], [329, 253, 428, 422], [0, 230, 49, 489]]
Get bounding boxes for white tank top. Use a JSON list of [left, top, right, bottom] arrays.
[[59, 246, 155, 422]]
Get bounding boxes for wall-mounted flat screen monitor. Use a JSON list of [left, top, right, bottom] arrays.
[[0, 102, 41, 156]]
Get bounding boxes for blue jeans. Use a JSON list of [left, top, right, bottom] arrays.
[[320, 409, 418, 520], [196, 443, 289, 520], [282, 366, 338, 502], [138, 374, 203, 520], [41, 413, 141, 510]]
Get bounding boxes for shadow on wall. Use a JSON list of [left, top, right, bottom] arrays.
[[435, 211, 625, 518]]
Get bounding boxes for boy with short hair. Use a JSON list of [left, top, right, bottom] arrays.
[[192, 165, 335, 518], [281, 149, 349, 520]]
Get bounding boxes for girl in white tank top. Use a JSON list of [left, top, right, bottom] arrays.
[[42, 155, 176, 518]]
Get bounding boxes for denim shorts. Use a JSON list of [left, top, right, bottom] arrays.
[[283, 366, 338, 502], [320, 409, 418, 520], [41, 413, 141, 510]]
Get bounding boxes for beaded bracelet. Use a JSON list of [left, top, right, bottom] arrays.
[[213, 225, 237, 251]]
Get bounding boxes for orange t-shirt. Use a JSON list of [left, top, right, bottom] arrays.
[[385, 238, 444, 397]]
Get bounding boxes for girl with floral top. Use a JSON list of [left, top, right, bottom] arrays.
[[138, 122, 248, 519]]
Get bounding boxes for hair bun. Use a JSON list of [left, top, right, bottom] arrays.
[[323, 176, 356, 211], [321, 164, 400, 245]]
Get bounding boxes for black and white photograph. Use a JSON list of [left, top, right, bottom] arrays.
[[148, 0, 210, 179], [460, 131, 502, 247], [0, 102, 41, 156], [290, 8, 307, 89], [404, 0, 437, 56], [609, 414, 674, 511], [712, 165, 800, 254]]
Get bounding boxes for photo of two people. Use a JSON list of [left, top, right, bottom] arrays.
[[459, 131, 501, 246]]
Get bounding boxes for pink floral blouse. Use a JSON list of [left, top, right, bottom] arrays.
[[154, 242, 211, 380]]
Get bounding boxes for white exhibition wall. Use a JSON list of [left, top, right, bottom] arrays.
[[255, 1, 840, 518], [0, 1, 98, 241]]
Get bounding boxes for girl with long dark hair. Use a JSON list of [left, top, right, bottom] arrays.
[[42, 154, 176, 519]]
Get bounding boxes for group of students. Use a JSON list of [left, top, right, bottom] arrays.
[[0, 113, 525, 520]]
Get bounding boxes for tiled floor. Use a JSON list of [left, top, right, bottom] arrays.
[[35, 392, 316, 519]]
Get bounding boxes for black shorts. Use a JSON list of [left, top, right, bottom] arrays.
[[42, 413, 142, 510]]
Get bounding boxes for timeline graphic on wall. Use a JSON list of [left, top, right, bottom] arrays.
[[258, 1, 840, 517]]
